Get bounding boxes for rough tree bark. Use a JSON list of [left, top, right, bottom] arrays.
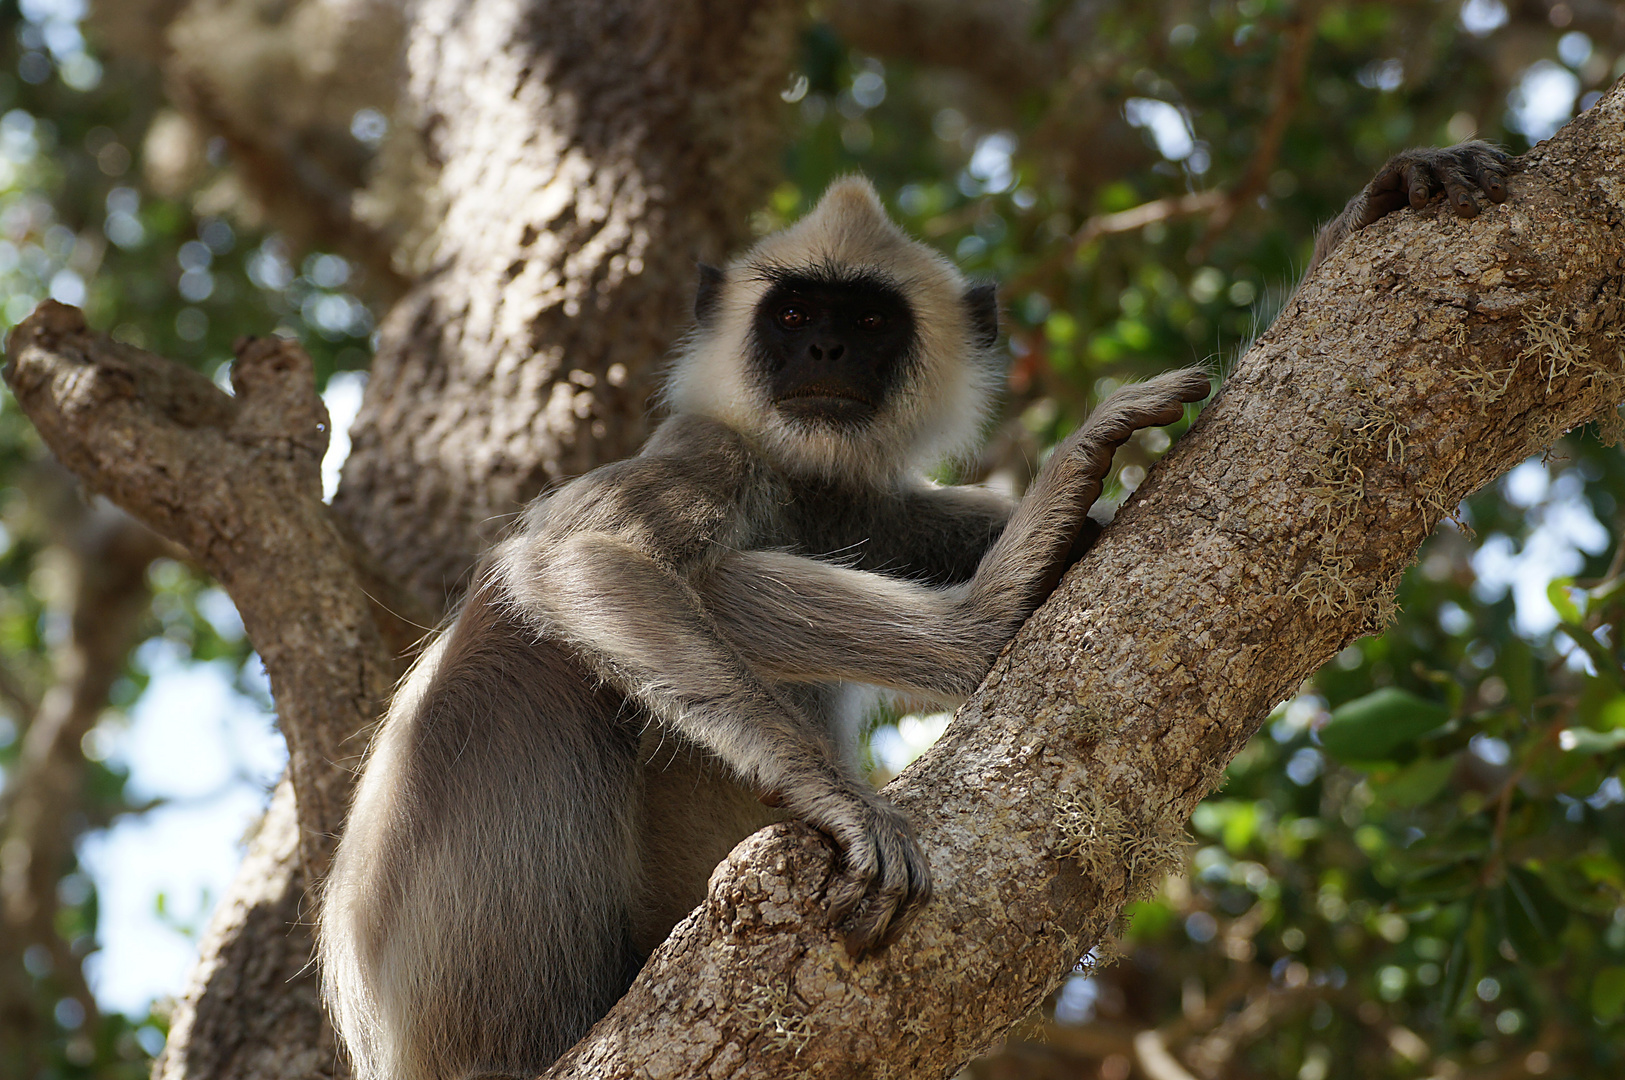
[[533, 82, 1625, 1078], [331, 0, 801, 609]]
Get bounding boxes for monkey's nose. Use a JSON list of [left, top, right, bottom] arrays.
[[808, 340, 846, 363]]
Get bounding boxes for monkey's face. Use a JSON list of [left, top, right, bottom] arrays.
[[667, 176, 1002, 480], [749, 274, 917, 430]]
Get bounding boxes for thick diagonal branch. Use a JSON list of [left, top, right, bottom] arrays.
[[543, 82, 1625, 1079]]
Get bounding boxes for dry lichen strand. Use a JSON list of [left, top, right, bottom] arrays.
[[740, 980, 815, 1057], [1286, 553, 1359, 621], [1446, 319, 1520, 409], [1052, 788, 1125, 878], [1520, 302, 1587, 391], [1303, 379, 1413, 547], [1070, 693, 1116, 745], [1052, 788, 1191, 905], [1072, 931, 1130, 979]]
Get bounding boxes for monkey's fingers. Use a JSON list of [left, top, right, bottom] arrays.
[[1166, 368, 1215, 404], [872, 844, 932, 951], [840, 831, 930, 957], [1367, 141, 1513, 227], [1361, 167, 1410, 223], [823, 825, 878, 925], [1403, 162, 1434, 211], [825, 796, 931, 956], [1443, 178, 1481, 218], [1439, 150, 1493, 218], [1466, 147, 1511, 203], [1083, 369, 1209, 445]]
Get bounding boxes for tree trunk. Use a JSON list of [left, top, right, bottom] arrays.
[[538, 81, 1625, 1078], [331, 0, 801, 610]]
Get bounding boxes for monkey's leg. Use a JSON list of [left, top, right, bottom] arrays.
[[972, 367, 1211, 617], [499, 533, 930, 953]]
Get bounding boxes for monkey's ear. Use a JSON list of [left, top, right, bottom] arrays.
[[965, 281, 999, 347], [695, 264, 725, 325]]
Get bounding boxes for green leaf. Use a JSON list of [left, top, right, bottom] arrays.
[[1320, 687, 1450, 763], [1440, 910, 1475, 1013], [1547, 578, 1583, 624], [1499, 867, 1568, 968], [1598, 695, 1625, 731], [1401, 863, 1478, 903], [1191, 800, 1263, 854], [1369, 756, 1455, 809], [1222, 801, 1261, 853], [1593, 967, 1625, 1022], [1122, 899, 1175, 940]]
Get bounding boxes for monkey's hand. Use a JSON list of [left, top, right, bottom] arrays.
[[1312, 141, 1512, 271], [811, 783, 932, 957]]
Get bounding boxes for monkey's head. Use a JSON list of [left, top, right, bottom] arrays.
[[665, 176, 1001, 481]]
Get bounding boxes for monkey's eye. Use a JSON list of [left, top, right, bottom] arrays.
[[776, 306, 809, 330], [857, 312, 887, 332]]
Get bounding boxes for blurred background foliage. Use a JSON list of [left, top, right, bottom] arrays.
[[0, 0, 1622, 1077]]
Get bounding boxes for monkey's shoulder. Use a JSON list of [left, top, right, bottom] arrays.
[[520, 415, 776, 557]]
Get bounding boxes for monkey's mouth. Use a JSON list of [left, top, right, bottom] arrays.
[[773, 385, 878, 426]]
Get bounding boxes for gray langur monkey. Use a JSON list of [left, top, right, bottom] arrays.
[[318, 177, 1207, 1080], [319, 142, 1510, 1080]]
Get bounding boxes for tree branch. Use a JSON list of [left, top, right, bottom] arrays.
[[542, 80, 1625, 1078], [823, 0, 1064, 97], [2, 310, 413, 1078], [1009, 8, 1316, 299], [2, 305, 397, 874]]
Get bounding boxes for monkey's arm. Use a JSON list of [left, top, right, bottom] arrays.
[[703, 369, 1211, 697], [1310, 141, 1511, 273], [496, 532, 928, 953]]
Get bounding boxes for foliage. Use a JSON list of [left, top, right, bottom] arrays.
[[0, 0, 1621, 1077]]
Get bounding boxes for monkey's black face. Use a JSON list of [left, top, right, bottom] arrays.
[[749, 274, 918, 429]]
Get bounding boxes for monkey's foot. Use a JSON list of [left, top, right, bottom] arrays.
[[1359, 141, 1512, 225], [1068, 367, 1211, 465]]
